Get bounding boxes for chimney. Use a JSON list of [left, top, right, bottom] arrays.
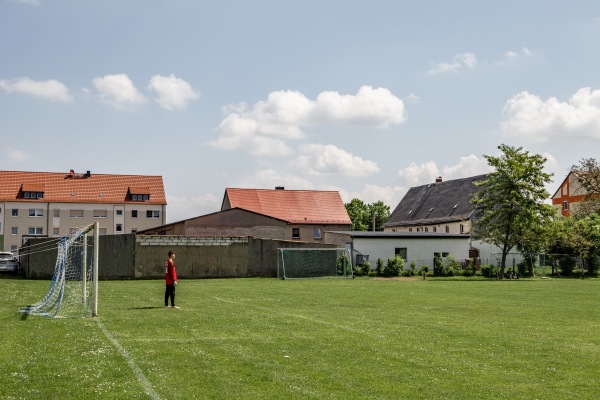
[[435, 176, 443, 183], [86, 170, 91, 178], [275, 186, 285, 190]]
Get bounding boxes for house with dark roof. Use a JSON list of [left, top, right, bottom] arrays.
[[383, 175, 488, 235], [139, 187, 352, 243], [0, 169, 166, 252]]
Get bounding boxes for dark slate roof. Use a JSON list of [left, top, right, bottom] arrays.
[[383, 174, 488, 228], [327, 231, 468, 239]]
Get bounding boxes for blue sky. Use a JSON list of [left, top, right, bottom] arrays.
[[1, 0, 600, 223]]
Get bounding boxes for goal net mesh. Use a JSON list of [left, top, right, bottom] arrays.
[[278, 248, 353, 279], [19, 224, 97, 318]]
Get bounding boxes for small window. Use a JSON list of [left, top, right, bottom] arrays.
[[132, 210, 138, 218], [434, 252, 449, 258], [445, 225, 450, 233], [11, 227, 18, 235], [314, 227, 322, 239], [408, 228, 412, 232], [116, 210, 123, 216], [24, 192, 30, 198], [10, 245, 17, 252], [53, 209, 60, 217], [11, 209, 18, 217], [28, 227, 43, 235], [131, 228, 137, 233], [146, 210, 159, 218], [563, 201, 568, 210], [132, 194, 138, 201], [29, 209, 43, 217], [395, 248, 407, 260], [425, 227, 429, 232], [116, 224, 123, 232], [53, 228, 59, 235], [460, 224, 464, 233], [292, 228, 300, 239], [93, 210, 107, 218], [143, 195, 149, 201], [70, 210, 84, 218], [433, 227, 437, 232]]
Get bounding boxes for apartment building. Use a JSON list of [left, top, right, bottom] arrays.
[[0, 170, 166, 252]]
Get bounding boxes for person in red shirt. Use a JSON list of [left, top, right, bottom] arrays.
[[164, 250, 179, 308]]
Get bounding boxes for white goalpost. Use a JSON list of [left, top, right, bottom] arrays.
[[19, 222, 99, 318], [278, 247, 353, 279]]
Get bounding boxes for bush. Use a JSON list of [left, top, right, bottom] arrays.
[[480, 265, 496, 278], [383, 256, 404, 277], [376, 258, 384, 276], [558, 255, 577, 276], [433, 255, 444, 277]]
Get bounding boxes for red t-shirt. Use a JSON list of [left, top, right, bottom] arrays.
[[165, 259, 177, 284]]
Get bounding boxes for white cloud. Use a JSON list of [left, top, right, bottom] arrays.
[[501, 88, 600, 142], [312, 86, 407, 127], [234, 168, 315, 189], [398, 155, 491, 187], [0, 77, 72, 102], [92, 73, 147, 110], [343, 183, 408, 209], [166, 193, 221, 223], [6, 148, 31, 163], [148, 74, 199, 110], [213, 86, 406, 155], [427, 52, 477, 75], [295, 143, 379, 177], [406, 93, 421, 104]]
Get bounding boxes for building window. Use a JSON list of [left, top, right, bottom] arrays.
[[11, 227, 18, 235], [11, 209, 18, 217], [460, 224, 464, 233], [131, 228, 137, 233], [29, 209, 43, 217], [563, 201, 568, 210], [116, 224, 123, 232], [53, 228, 59, 235], [70, 210, 84, 218], [146, 210, 159, 218], [292, 228, 300, 239], [132, 210, 138, 218], [93, 210, 107, 218], [434, 252, 449, 258], [10, 245, 17, 252], [425, 227, 429, 232], [445, 225, 450, 233], [408, 228, 412, 232], [433, 226, 437, 232], [395, 248, 407, 260], [116, 209, 123, 216], [28, 227, 43, 235], [314, 227, 322, 239], [53, 209, 60, 217]]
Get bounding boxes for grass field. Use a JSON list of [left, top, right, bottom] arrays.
[[1, 276, 599, 399]]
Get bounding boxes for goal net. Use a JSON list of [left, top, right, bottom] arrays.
[[278, 248, 353, 279], [19, 223, 99, 318]]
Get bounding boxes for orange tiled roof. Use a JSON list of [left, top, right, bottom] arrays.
[[0, 170, 166, 204], [223, 188, 351, 224]]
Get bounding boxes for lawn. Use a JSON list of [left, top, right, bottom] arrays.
[[1, 276, 599, 399]]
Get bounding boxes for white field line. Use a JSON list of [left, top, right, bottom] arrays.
[[96, 319, 161, 400]]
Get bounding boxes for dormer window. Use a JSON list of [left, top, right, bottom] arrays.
[[128, 187, 150, 202], [20, 184, 45, 200]]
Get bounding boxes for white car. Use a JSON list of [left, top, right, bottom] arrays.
[[0, 252, 19, 273]]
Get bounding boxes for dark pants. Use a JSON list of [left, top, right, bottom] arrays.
[[165, 284, 176, 307]]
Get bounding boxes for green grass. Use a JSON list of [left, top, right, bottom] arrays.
[[1, 276, 600, 399]]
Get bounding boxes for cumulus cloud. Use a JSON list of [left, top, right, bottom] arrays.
[[397, 155, 491, 187], [343, 183, 408, 209], [166, 193, 221, 223], [92, 73, 147, 109], [295, 143, 379, 177], [148, 74, 199, 110], [427, 52, 477, 75], [234, 168, 315, 190], [213, 86, 406, 155], [501, 88, 600, 142], [0, 77, 72, 102]]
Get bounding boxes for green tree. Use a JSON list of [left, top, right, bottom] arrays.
[[344, 199, 391, 231], [471, 144, 555, 279]]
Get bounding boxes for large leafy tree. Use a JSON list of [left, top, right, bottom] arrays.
[[471, 144, 555, 278], [345, 199, 390, 231]]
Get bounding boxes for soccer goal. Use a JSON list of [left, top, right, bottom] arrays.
[[19, 222, 99, 318], [278, 248, 353, 279]]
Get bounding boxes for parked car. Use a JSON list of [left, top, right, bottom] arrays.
[[0, 252, 19, 273]]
